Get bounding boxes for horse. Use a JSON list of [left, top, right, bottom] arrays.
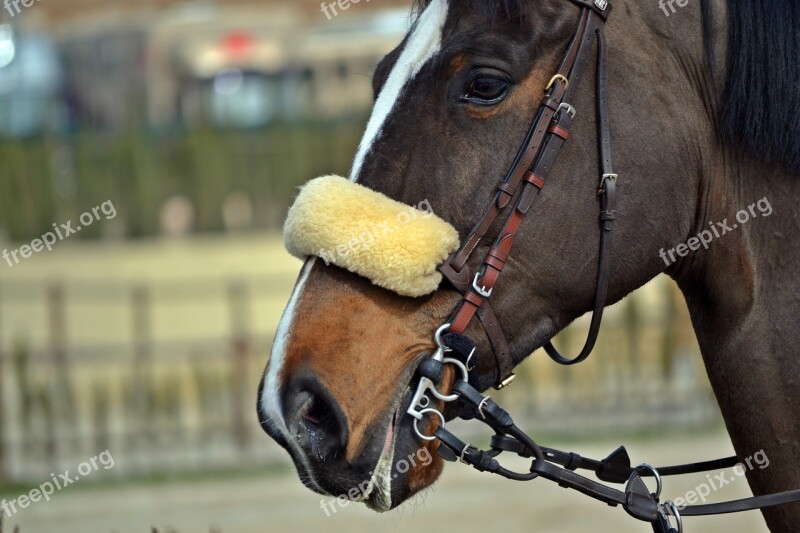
[[258, 0, 800, 530]]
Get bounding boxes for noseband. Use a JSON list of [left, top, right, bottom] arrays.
[[406, 1, 800, 531]]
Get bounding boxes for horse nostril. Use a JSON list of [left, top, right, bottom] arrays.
[[284, 381, 346, 463], [301, 394, 327, 426]]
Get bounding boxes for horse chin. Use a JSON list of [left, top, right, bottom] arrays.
[[363, 398, 444, 512], [362, 412, 398, 512]]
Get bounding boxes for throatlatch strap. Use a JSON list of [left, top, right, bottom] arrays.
[[544, 12, 616, 366]]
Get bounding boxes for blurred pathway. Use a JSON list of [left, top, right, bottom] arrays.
[[11, 430, 768, 533]]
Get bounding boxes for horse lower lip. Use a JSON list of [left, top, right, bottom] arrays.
[[382, 410, 398, 454]]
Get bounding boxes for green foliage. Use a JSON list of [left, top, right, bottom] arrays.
[[0, 119, 366, 241]]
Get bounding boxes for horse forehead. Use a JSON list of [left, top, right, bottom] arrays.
[[348, 0, 450, 183]]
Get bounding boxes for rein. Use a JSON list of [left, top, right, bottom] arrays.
[[406, 1, 800, 531]]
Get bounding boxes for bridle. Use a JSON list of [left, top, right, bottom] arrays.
[[440, 0, 616, 391], [405, 1, 800, 531]]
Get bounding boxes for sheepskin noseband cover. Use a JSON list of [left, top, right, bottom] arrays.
[[284, 175, 460, 297]]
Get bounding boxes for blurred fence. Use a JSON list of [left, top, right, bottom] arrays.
[[0, 276, 288, 486], [0, 273, 721, 487]]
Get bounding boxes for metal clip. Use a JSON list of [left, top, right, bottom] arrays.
[[493, 373, 516, 390], [413, 408, 446, 442]]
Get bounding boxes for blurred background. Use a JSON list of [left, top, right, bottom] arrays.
[[0, 1, 766, 531]]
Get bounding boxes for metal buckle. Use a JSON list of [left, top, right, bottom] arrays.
[[600, 173, 618, 188], [460, 444, 477, 464], [595, 0, 608, 10], [493, 373, 516, 390], [557, 102, 577, 120], [662, 500, 684, 533], [472, 272, 493, 298], [477, 396, 491, 419], [544, 74, 569, 93]]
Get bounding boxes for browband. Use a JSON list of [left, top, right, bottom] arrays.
[[283, 175, 460, 298]]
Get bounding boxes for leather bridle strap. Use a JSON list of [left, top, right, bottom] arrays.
[[420, 0, 800, 527], [440, 2, 616, 386], [447, 9, 590, 273], [545, 16, 617, 365], [431, 375, 800, 532]]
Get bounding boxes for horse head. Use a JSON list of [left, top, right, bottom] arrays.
[[258, 1, 800, 529]]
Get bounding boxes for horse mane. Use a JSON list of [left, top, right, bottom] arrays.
[[704, 0, 800, 173], [413, 0, 800, 173]]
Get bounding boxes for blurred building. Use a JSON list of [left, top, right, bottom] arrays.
[[0, 0, 414, 134], [5, 0, 411, 23]]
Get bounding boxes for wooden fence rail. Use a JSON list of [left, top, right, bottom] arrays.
[[0, 276, 719, 485]]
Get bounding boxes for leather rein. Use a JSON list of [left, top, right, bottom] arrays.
[[405, 1, 800, 531]]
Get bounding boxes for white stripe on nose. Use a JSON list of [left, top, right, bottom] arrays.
[[260, 0, 451, 491], [348, 0, 449, 183], [260, 259, 319, 484]]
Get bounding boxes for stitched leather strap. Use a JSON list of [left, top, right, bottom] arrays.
[[429, 0, 800, 525], [544, 10, 616, 365], [447, 9, 591, 273], [440, 4, 617, 383], [681, 490, 800, 516]]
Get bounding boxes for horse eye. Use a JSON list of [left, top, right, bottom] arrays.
[[463, 76, 509, 105]]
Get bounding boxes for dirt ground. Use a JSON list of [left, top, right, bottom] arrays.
[[7, 430, 769, 533]]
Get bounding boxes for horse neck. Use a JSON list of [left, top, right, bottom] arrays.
[[675, 154, 800, 529], [623, 2, 800, 527]]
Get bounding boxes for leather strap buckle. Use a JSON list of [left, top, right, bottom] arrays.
[[545, 74, 569, 93], [472, 272, 493, 298], [557, 102, 577, 119], [600, 173, 618, 188], [460, 443, 477, 464]]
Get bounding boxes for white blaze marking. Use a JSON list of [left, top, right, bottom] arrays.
[[259, 0, 450, 495], [348, 0, 449, 182], [260, 259, 319, 483]]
